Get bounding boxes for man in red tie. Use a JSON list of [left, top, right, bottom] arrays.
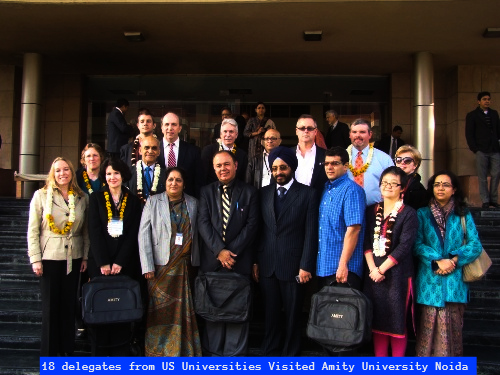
[[158, 112, 202, 198], [347, 118, 394, 206]]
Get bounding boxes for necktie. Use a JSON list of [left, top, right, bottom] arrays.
[[221, 185, 230, 242], [391, 138, 397, 159], [278, 186, 286, 198], [354, 151, 364, 188], [144, 166, 152, 197], [168, 143, 176, 168]]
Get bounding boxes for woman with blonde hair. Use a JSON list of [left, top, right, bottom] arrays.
[[27, 157, 89, 356], [395, 145, 428, 210]]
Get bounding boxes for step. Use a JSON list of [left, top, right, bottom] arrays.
[[0, 348, 40, 375], [0, 281, 41, 301], [0, 300, 42, 323], [463, 319, 500, 347], [0, 322, 41, 350]]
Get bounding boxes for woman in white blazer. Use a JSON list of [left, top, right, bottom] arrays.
[[27, 157, 89, 356], [139, 167, 202, 356]]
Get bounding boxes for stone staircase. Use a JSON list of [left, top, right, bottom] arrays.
[[0, 197, 499, 374]]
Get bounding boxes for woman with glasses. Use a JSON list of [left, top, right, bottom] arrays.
[[363, 166, 418, 356], [414, 171, 482, 356], [394, 145, 428, 210], [76, 143, 105, 195]]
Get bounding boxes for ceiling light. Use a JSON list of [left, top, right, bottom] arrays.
[[124, 32, 144, 42], [303, 31, 322, 42]]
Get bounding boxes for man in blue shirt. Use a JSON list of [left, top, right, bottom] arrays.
[[347, 118, 394, 206], [317, 147, 366, 290]]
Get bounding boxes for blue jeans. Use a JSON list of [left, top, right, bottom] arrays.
[[476, 151, 500, 203]]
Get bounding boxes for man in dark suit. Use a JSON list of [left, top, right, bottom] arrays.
[[126, 136, 166, 206], [107, 98, 130, 158], [325, 109, 350, 149], [293, 114, 328, 197], [197, 150, 259, 356], [253, 146, 317, 356], [120, 108, 157, 167], [246, 128, 281, 189], [158, 112, 202, 198], [466, 91, 500, 208], [375, 125, 406, 159], [201, 118, 247, 185]]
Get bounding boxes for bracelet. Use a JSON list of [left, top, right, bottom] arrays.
[[377, 267, 385, 275]]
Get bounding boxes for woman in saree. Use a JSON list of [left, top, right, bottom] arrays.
[[139, 167, 202, 356]]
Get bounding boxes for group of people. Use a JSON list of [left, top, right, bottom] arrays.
[[28, 101, 484, 359]]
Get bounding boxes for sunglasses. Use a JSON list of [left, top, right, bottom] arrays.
[[395, 157, 414, 165], [296, 127, 317, 132]]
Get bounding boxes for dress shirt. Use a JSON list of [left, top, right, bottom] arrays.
[[261, 151, 272, 188], [275, 178, 294, 195], [220, 143, 235, 152], [317, 174, 366, 278], [330, 120, 338, 130], [295, 144, 316, 186], [347, 145, 394, 206], [163, 137, 180, 168]]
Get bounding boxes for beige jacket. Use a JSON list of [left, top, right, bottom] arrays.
[[27, 188, 90, 264]]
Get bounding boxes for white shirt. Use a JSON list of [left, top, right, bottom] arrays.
[[295, 143, 316, 186], [276, 178, 294, 195], [261, 151, 272, 188], [220, 143, 235, 152], [163, 137, 180, 168]]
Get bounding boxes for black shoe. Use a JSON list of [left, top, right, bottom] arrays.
[[76, 328, 87, 339], [482, 203, 490, 209], [490, 202, 500, 208]]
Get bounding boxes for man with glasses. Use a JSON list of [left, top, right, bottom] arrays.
[[244, 102, 276, 159], [253, 146, 317, 356], [466, 91, 500, 208], [317, 147, 366, 290], [348, 118, 394, 206], [294, 114, 328, 197], [246, 128, 282, 189]]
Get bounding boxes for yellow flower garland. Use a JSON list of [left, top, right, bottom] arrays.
[[46, 188, 75, 235], [347, 144, 374, 177], [82, 170, 93, 194], [104, 191, 128, 237]]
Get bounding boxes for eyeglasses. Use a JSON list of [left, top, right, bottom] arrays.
[[324, 161, 344, 166], [433, 182, 453, 188], [395, 157, 414, 165], [380, 181, 401, 188], [271, 165, 289, 172], [296, 126, 317, 132], [263, 137, 280, 142]]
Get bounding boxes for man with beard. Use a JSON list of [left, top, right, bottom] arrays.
[[348, 118, 393, 206], [253, 146, 318, 356], [246, 128, 282, 189]]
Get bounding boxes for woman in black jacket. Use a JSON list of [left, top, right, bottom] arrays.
[[395, 145, 428, 210]]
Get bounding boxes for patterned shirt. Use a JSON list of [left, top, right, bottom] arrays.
[[317, 173, 366, 278]]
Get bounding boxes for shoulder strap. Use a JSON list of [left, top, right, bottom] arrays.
[[461, 215, 467, 245]]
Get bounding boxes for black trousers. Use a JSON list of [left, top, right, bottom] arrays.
[[260, 274, 305, 356], [202, 320, 249, 356], [88, 323, 133, 356], [40, 259, 82, 356]]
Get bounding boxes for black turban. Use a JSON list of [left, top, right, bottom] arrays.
[[268, 146, 298, 172]]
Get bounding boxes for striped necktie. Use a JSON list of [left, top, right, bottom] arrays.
[[167, 143, 176, 168], [221, 185, 230, 242]]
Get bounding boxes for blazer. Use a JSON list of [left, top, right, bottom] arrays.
[[28, 188, 89, 264], [126, 162, 166, 198], [138, 192, 199, 274], [158, 139, 203, 198], [403, 173, 428, 210], [107, 107, 130, 153], [325, 121, 350, 149], [197, 179, 259, 275], [257, 180, 318, 281], [413, 207, 483, 308], [375, 136, 405, 156], [201, 143, 248, 185], [246, 153, 266, 189], [465, 106, 500, 153], [119, 141, 139, 167], [293, 145, 328, 198], [87, 188, 142, 280]]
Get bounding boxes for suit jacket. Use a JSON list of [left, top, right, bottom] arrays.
[[258, 181, 318, 281], [158, 139, 202, 198], [465, 107, 500, 153], [325, 122, 350, 149], [126, 162, 166, 202], [197, 179, 259, 276], [107, 108, 130, 153], [246, 153, 266, 189], [375, 136, 406, 156], [294, 145, 328, 198], [120, 141, 140, 167], [27, 188, 89, 264], [138, 192, 199, 274], [201, 143, 248, 185], [87, 188, 142, 280]]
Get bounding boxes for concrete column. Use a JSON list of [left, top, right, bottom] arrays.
[[19, 53, 43, 198], [413, 51, 435, 184]]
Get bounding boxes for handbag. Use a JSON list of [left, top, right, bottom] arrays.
[[81, 275, 143, 325], [307, 284, 372, 352], [194, 271, 252, 323], [461, 216, 492, 282]]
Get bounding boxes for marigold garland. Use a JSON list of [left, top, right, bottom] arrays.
[[372, 199, 404, 257], [82, 170, 93, 194], [347, 144, 374, 177], [104, 191, 128, 238], [217, 139, 237, 154], [46, 187, 76, 235]]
